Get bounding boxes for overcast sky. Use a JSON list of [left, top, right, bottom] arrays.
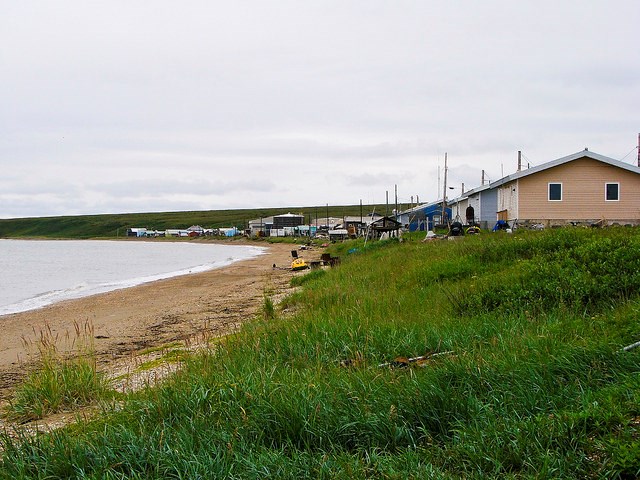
[[2, 1, 638, 218]]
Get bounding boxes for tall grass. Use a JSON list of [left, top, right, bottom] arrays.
[[1, 228, 639, 478], [5, 321, 111, 422]]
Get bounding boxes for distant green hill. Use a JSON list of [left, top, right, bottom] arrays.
[[0, 204, 392, 238]]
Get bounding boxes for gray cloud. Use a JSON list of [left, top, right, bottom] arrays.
[[1, 1, 638, 218]]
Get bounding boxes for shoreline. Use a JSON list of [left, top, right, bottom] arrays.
[[0, 239, 268, 317], [0, 241, 305, 401]]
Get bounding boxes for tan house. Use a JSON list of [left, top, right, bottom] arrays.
[[491, 149, 640, 227]]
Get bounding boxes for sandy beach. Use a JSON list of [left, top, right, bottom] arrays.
[[0, 241, 307, 402]]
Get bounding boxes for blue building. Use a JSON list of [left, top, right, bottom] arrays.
[[398, 201, 452, 232]]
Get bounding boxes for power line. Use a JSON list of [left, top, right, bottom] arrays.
[[520, 152, 536, 168], [618, 145, 638, 162]]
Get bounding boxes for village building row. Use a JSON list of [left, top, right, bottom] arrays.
[[129, 149, 639, 240], [247, 212, 385, 239], [126, 225, 238, 238], [400, 149, 640, 231]]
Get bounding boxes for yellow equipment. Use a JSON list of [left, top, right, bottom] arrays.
[[291, 258, 308, 271]]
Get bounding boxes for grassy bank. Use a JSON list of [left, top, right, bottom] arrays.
[[0, 204, 388, 239], [1, 227, 639, 478]]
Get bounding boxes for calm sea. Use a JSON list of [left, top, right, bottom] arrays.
[[0, 239, 265, 316]]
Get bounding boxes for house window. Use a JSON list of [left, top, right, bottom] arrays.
[[605, 183, 619, 201], [548, 183, 562, 201]]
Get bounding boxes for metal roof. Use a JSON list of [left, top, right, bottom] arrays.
[[404, 149, 639, 212], [448, 149, 639, 205], [490, 149, 640, 188]]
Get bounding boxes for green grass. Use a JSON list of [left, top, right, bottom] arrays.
[[6, 358, 111, 422], [5, 322, 112, 422], [1, 228, 639, 478]]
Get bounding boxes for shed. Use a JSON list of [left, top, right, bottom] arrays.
[[369, 216, 402, 239], [399, 202, 452, 232], [273, 213, 305, 229]]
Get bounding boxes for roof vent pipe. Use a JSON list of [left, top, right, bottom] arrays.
[[517, 151, 522, 171]]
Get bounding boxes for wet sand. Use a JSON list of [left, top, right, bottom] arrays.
[[0, 241, 304, 400]]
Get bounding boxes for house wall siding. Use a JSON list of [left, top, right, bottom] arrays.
[[452, 198, 469, 221], [518, 157, 640, 223], [467, 195, 480, 222], [479, 190, 498, 224], [497, 181, 519, 221]]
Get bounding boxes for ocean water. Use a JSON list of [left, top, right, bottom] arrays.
[[0, 239, 265, 316]]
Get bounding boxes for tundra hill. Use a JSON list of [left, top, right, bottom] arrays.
[[0, 204, 390, 238]]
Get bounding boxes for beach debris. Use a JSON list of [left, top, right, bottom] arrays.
[[339, 358, 359, 368], [622, 340, 640, 352], [378, 351, 454, 368], [492, 220, 510, 232], [320, 253, 340, 267], [339, 352, 364, 368], [422, 230, 444, 242]]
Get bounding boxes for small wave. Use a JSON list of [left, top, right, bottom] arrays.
[[0, 244, 267, 317], [0, 283, 92, 316]]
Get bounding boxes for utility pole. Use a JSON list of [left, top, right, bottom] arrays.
[[441, 153, 448, 225], [386, 190, 389, 216], [394, 184, 398, 219]]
